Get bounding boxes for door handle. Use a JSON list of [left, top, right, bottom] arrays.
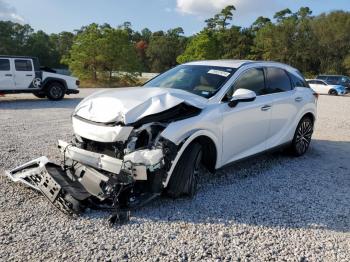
[[295, 97, 303, 102], [5, 74, 12, 77], [261, 105, 272, 111], [26, 74, 33, 77]]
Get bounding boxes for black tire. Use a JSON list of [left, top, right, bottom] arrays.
[[33, 93, 46, 99], [166, 143, 202, 198], [46, 82, 65, 101], [289, 116, 314, 157], [329, 89, 338, 96]]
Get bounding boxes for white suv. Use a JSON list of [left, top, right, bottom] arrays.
[[8, 60, 317, 220], [0, 56, 79, 100]]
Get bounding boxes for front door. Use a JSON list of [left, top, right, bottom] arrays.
[[13, 59, 35, 89], [221, 67, 272, 165], [0, 58, 15, 90]]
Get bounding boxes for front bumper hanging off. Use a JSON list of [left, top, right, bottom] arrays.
[[7, 156, 91, 215], [6, 140, 165, 221]]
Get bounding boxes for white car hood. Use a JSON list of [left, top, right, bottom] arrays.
[[74, 87, 207, 125]]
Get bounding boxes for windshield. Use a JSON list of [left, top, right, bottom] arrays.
[[144, 65, 236, 98]]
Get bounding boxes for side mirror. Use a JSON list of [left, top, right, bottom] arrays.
[[228, 89, 257, 108]]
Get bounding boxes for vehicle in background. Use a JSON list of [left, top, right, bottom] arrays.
[[307, 79, 347, 96], [316, 75, 350, 92], [0, 56, 79, 100]]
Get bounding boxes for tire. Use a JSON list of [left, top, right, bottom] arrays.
[[289, 116, 314, 157], [33, 93, 46, 99], [166, 143, 203, 198], [329, 89, 338, 96], [46, 82, 65, 101]]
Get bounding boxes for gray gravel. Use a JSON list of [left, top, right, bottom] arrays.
[[0, 90, 349, 261]]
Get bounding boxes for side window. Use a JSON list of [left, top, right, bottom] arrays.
[[317, 81, 326, 86], [15, 59, 33, 71], [290, 72, 308, 88], [0, 59, 10, 71], [266, 67, 292, 93], [228, 68, 267, 97]]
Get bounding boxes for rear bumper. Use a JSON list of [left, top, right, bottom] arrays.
[[66, 89, 79, 94]]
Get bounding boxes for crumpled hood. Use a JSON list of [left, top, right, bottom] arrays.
[[74, 87, 207, 124]]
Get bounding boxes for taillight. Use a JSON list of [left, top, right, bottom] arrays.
[[76, 80, 80, 86]]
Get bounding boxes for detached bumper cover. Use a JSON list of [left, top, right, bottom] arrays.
[[7, 156, 90, 215]]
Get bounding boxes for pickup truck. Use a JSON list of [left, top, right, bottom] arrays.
[[0, 56, 79, 100]]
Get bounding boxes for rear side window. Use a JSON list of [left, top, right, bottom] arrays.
[[15, 59, 33, 71], [266, 67, 292, 93], [290, 73, 309, 87], [0, 59, 10, 71]]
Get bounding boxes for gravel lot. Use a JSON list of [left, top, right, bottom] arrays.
[[0, 89, 349, 261]]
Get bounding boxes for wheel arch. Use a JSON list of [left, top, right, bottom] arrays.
[[302, 112, 316, 123], [163, 130, 220, 188], [42, 77, 68, 91]]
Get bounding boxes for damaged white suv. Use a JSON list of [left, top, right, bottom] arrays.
[[8, 60, 317, 222]]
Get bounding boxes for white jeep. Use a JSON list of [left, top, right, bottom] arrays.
[[0, 56, 79, 100]]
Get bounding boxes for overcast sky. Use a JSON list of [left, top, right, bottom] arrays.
[[1, 0, 349, 34]]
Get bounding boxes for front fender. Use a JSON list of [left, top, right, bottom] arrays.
[[162, 129, 221, 187]]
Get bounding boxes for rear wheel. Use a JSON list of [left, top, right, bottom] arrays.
[[46, 82, 65, 101], [290, 117, 314, 157], [329, 89, 338, 96], [166, 143, 202, 198]]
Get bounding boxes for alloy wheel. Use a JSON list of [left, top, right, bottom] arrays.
[[295, 119, 313, 155]]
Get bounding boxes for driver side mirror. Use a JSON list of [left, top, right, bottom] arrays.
[[228, 89, 257, 108]]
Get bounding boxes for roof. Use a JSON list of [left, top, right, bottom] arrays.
[[0, 55, 38, 60], [185, 60, 253, 68], [184, 59, 298, 71]]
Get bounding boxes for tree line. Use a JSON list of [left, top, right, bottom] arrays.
[[1, 6, 350, 82]]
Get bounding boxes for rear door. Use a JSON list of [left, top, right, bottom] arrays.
[[265, 67, 302, 148], [13, 58, 35, 89], [0, 58, 15, 90]]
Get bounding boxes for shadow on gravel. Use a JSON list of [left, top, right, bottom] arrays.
[[0, 98, 83, 110], [119, 139, 350, 233]]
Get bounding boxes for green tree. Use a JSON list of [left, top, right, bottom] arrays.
[[177, 32, 219, 64], [62, 23, 104, 80], [147, 28, 186, 72], [100, 27, 141, 79]]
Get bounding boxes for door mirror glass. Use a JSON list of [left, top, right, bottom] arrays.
[[229, 89, 256, 108]]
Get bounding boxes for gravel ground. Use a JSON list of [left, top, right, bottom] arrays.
[[0, 90, 349, 261]]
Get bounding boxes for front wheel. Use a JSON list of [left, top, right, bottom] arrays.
[[290, 117, 314, 157], [46, 82, 65, 101], [166, 143, 203, 198]]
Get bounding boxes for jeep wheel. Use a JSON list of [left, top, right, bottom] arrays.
[[166, 143, 203, 198], [46, 82, 65, 101]]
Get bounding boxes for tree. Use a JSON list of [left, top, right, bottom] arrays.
[[205, 5, 236, 30], [62, 23, 105, 80], [251, 16, 272, 31], [146, 28, 186, 72], [100, 28, 141, 79], [177, 32, 219, 64]]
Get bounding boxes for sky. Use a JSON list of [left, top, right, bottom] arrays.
[[0, 0, 349, 35]]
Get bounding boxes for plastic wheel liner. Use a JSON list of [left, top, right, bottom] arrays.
[[6, 140, 167, 224]]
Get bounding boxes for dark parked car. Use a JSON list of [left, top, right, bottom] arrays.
[[316, 75, 350, 92]]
